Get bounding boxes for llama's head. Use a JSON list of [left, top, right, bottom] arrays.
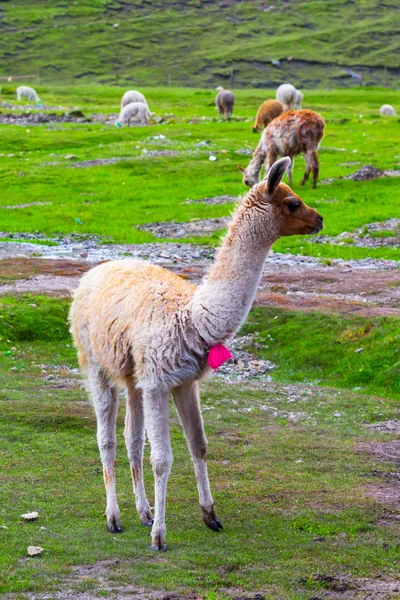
[[252, 157, 323, 237], [238, 163, 260, 187]]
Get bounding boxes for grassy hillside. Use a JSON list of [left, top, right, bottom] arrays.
[[1, 0, 400, 88]]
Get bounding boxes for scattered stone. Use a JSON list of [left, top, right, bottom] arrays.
[[185, 195, 237, 205], [366, 421, 400, 434], [27, 545, 44, 556], [1, 201, 52, 210], [138, 217, 229, 239], [21, 511, 39, 521], [64, 154, 77, 160], [67, 157, 125, 168]]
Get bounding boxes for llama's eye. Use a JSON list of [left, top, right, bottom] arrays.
[[287, 200, 301, 214]]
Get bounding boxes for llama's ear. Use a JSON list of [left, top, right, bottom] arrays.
[[264, 157, 291, 196], [237, 165, 245, 173]]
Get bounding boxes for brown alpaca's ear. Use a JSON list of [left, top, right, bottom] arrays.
[[264, 157, 291, 196], [237, 165, 245, 173]]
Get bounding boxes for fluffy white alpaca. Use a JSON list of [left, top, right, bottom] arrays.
[[116, 102, 152, 127], [16, 85, 40, 103], [69, 158, 323, 551], [276, 83, 297, 111], [380, 104, 396, 116]]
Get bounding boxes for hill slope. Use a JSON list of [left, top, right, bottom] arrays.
[[1, 0, 399, 88]]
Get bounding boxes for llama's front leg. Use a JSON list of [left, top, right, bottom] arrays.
[[143, 386, 172, 551], [124, 380, 153, 527], [172, 382, 222, 532], [88, 366, 122, 533]]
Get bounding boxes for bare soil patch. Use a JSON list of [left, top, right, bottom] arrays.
[[357, 440, 400, 516]]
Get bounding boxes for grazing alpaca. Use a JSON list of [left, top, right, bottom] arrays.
[[252, 99, 284, 133], [116, 102, 153, 127], [276, 83, 297, 111], [239, 110, 325, 189], [69, 158, 323, 551], [215, 89, 235, 118], [380, 104, 396, 116]]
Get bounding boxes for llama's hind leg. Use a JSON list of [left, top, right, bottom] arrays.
[[172, 382, 222, 532], [143, 386, 172, 551], [124, 380, 153, 527], [87, 365, 122, 533]]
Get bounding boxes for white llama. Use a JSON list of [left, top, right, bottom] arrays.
[[69, 158, 323, 551]]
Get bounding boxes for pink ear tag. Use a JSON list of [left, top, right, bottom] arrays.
[[208, 344, 233, 371]]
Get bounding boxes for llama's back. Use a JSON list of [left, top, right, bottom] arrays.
[[266, 110, 325, 155], [69, 259, 198, 384]]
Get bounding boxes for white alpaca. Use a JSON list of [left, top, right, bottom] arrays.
[[294, 89, 304, 109], [16, 85, 40, 103], [69, 158, 323, 551], [276, 83, 297, 111], [121, 90, 148, 109], [380, 104, 396, 116], [116, 102, 152, 127]]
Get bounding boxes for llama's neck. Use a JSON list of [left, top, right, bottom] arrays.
[[246, 142, 266, 182], [190, 195, 279, 345]]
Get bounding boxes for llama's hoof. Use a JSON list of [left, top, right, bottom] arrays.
[[150, 543, 167, 552], [107, 516, 123, 534], [150, 533, 167, 551], [140, 509, 154, 528], [202, 507, 223, 531]]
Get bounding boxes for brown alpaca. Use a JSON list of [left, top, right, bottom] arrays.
[[252, 100, 284, 133], [240, 109, 325, 189], [69, 158, 323, 551], [215, 89, 235, 119]]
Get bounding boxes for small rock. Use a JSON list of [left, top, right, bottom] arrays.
[[354, 347, 364, 353], [21, 511, 39, 521], [209, 155, 217, 161], [27, 545, 44, 556], [65, 154, 77, 160]]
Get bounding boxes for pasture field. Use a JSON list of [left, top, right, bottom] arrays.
[[1, 0, 400, 87], [0, 86, 400, 599]]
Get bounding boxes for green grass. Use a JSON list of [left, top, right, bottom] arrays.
[[0, 297, 399, 598], [1, 86, 400, 262], [0, 0, 400, 87]]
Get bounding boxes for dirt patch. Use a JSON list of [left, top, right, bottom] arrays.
[[185, 195, 238, 205], [0, 201, 52, 210], [141, 150, 181, 157], [304, 574, 400, 598], [357, 440, 400, 513], [366, 421, 400, 434], [138, 217, 230, 239], [0, 110, 118, 126], [67, 157, 127, 168]]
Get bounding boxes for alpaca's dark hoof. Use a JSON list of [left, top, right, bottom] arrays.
[[202, 507, 223, 531], [140, 510, 154, 528], [107, 516, 123, 533], [150, 533, 167, 551]]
